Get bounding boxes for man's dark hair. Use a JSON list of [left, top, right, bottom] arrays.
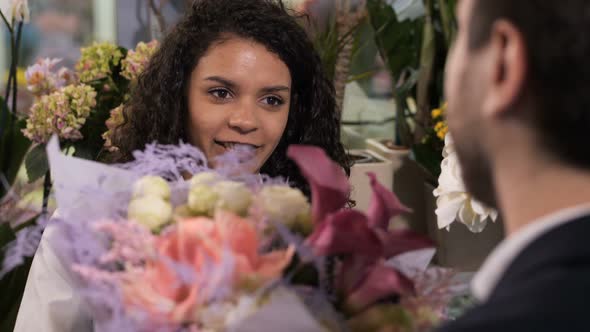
[[469, 1, 590, 169]]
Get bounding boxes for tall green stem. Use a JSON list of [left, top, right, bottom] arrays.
[[4, 28, 15, 102], [42, 171, 52, 215], [12, 22, 23, 115], [0, 10, 13, 34]]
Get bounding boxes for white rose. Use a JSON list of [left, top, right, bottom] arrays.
[[259, 185, 311, 230], [433, 134, 498, 233], [132, 175, 171, 200], [187, 184, 220, 216], [127, 195, 172, 231], [187, 179, 252, 217], [190, 171, 221, 187], [214, 181, 253, 216]]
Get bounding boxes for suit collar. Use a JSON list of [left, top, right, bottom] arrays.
[[471, 204, 590, 302]]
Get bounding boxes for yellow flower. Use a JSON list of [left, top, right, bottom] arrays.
[[433, 121, 448, 140], [436, 123, 448, 140], [431, 108, 442, 119]]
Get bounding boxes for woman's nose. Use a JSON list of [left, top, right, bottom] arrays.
[[228, 101, 258, 134]]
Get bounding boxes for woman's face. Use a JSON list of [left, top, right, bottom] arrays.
[[187, 36, 291, 172]]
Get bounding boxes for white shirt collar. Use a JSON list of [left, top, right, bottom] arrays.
[[471, 203, 590, 302]]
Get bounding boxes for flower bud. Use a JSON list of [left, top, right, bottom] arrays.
[[190, 172, 221, 187], [132, 176, 171, 200], [259, 186, 311, 232], [214, 181, 253, 217], [187, 184, 219, 216], [128, 196, 172, 231]]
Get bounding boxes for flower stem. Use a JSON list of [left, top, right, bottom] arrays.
[[0, 9, 13, 34], [322, 256, 337, 303], [11, 22, 23, 115], [4, 33, 15, 102], [1, 22, 23, 183], [42, 171, 52, 215]]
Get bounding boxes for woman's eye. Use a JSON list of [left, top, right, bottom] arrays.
[[263, 96, 284, 106], [210, 89, 231, 99]]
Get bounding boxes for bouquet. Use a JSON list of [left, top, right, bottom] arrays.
[[2, 135, 468, 331]]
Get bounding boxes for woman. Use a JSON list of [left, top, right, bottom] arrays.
[[113, 0, 350, 196], [14, 1, 349, 331]]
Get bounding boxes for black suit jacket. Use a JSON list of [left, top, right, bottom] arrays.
[[437, 215, 590, 332]]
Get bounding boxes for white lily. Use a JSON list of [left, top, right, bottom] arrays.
[[433, 134, 498, 233]]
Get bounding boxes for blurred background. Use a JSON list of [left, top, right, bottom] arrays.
[[1, 0, 502, 281], [0, 0, 394, 117], [1, 3, 505, 330]]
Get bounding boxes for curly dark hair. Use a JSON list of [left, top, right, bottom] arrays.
[[113, 0, 351, 197]]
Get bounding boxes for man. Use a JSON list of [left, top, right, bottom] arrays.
[[438, 0, 590, 331]]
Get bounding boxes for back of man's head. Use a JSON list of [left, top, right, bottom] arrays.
[[468, 0, 590, 170]]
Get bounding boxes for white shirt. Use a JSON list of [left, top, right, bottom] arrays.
[[14, 223, 93, 332], [471, 203, 590, 302]]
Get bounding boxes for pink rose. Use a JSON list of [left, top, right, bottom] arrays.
[[122, 212, 294, 324]]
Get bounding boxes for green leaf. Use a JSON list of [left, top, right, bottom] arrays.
[[367, 0, 423, 80], [25, 143, 49, 183], [412, 142, 442, 181], [72, 144, 96, 160], [0, 98, 31, 197], [414, 0, 437, 141], [3, 120, 31, 182], [438, 0, 458, 47], [0, 95, 8, 130]]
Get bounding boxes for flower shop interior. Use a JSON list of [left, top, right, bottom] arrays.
[[0, 0, 518, 331]]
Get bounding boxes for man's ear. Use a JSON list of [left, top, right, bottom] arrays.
[[482, 20, 528, 119]]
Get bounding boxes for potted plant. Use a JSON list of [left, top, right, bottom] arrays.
[[365, 0, 504, 269]]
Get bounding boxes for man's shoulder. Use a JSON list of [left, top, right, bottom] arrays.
[[438, 279, 590, 332], [496, 215, 590, 290], [438, 216, 590, 332]]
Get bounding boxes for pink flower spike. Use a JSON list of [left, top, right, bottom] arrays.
[[345, 263, 415, 313], [375, 229, 435, 258], [287, 145, 350, 224], [305, 210, 381, 257], [366, 172, 411, 230]]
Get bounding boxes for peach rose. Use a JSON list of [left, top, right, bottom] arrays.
[[122, 212, 294, 324]]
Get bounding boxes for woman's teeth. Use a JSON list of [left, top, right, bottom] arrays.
[[217, 141, 257, 150]]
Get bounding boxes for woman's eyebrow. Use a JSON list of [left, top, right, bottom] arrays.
[[204, 76, 238, 90], [260, 85, 290, 94]]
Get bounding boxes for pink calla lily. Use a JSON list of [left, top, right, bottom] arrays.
[[376, 228, 435, 258], [345, 263, 415, 312], [288, 146, 434, 313], [287, 145, 350, 223], [366, 172, 411, 229], [306, 210, 382, 258]]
